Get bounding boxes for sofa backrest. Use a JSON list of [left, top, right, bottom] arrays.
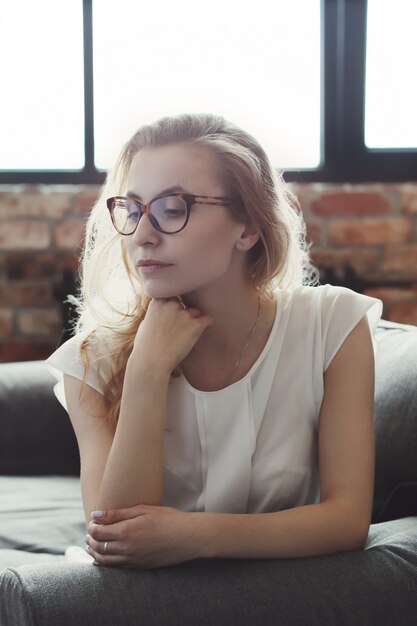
[[0, 360, 79, 475], [373, 320, 417, 522], [0, 319, 416, 521]]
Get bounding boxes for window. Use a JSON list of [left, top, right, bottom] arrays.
[[1, 0, 416, 184], [92, 0, 321, 172], [365, 0, 417, 149], [0, 1, 84, 170]]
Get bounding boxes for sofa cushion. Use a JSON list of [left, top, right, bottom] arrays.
[[373, 321, 417, 522], [0, 476, 84, 572], [1, 516, 416, 626]]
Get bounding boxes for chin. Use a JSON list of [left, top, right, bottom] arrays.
[[141, 284, 183, 300]]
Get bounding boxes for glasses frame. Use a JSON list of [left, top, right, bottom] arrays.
[[107, 192, 232, 235]]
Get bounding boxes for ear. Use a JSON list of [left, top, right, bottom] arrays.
[[235, 221, 260, 252]]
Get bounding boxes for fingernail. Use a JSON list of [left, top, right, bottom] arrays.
[[86, 546, 92, 554], [92, 560, 101, 566], [91, 511, 104, 518]]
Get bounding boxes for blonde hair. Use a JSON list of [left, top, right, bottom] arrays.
[[71, 113, 318, 424]]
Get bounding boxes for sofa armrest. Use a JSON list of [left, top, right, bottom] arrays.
[[1, 517, 416, 626], [0, 361, 79, 476]]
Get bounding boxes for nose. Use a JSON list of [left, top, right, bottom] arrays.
[[130, 212, 160, 246]]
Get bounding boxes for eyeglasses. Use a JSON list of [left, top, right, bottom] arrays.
[[107, 192, 232, 235]]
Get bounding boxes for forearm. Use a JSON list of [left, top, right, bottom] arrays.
[[193, 500, 369, 560], [97, 361, 170, 510]]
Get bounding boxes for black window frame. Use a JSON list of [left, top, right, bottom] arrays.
[[1, 0, 416, 185]]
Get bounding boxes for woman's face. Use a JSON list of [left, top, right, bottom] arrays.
[[124, 143, 256, 299]]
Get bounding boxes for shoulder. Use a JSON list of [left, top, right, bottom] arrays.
[[277, 284, 382, 371], [280, 284, 382, 322], [45, 330, 113, 396], [45, 332, 88, 377]]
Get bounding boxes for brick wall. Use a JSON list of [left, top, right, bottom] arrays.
[[1, 183, 417, 362], [0, 185, 100, 362], [294, 183, 417, 324]]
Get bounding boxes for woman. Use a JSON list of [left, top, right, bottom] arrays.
[[46, 112, 383, 569]]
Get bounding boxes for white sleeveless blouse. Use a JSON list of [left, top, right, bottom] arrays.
[[45, 285, 383, 515]]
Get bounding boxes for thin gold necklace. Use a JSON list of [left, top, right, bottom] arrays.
[[230, 294, 261, 378], [176, 293, 261, 384]]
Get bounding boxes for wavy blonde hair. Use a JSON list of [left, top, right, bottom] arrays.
[[71, 113, 318, 425]]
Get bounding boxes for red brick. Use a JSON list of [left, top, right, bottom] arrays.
[[73, 187, 101, 214], [0, 222, 50, 250], [0, 339, 59, 362], [305, 222, 323, 245], [54, 219, 86, 249], [17, 308, 62, 336], [312, 191, 391, 217], [328, 217, 412, 246], [383, 245, 417, 274], [388, 301, 417, 325], [364, 286, 417, 302], [310, 247, 382, 273], [0, 191, 19, 214], [0, 282, 54, 306], [0, 188, 71, 219], [6, 251, 79, 280], [0, 308, 13, 335], [401, 185, 417, 215]]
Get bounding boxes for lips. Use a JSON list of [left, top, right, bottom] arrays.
[[136, 259, 172, 268]]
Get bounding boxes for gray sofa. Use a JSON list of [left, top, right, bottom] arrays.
[[0, 319, 416, 625]]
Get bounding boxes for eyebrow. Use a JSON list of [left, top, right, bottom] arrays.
[[126, 185, 189, 202]]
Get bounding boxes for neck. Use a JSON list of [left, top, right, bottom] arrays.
[[181, 284, 261, 349], [178, 284, 277, 391]]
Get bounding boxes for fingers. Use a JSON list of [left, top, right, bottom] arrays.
[[85, 534, 122, 556], [135, 298, 213, 370], [88, 522, 119, 541], [153, 297, 206, 318], [90, 505, 148, 525], [85, 531, 131, 567]]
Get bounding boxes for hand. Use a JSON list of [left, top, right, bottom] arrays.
[[130, 298, 213, 374], [85, 504, 202, 569]]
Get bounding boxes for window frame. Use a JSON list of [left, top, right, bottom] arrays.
[[1, 0, 416, 185]]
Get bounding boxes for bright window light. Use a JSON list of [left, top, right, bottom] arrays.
[[365, 0, 417, 149], [93, 0, 321, 171], [0, 1, 85, 170]]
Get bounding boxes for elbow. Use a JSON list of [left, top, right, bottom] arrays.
[[349, 534, 367, 553], [345, 518, 371, 552], [353, 525, 370, 552], [328, 500, 371, 553]]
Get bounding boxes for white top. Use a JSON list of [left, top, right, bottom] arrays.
[[45, 284, 383, 515]]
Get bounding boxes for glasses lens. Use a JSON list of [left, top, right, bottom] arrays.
[[150, 196, 188, 233], [111, 197, 140, 234]]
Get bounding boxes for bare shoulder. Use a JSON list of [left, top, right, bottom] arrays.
[[325, 315, 374, 378]]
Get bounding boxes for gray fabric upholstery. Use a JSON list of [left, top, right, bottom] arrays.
[[373, 321, 417, 521], [1, 517, 416, 626], [0, 476, 84, 571], [0, 319, 416, 625], [0, 360, 79, 475]]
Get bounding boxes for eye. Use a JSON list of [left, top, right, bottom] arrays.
[[125, 198, 140, 220], [127, 209, 139, 220], [163, 207, 186, 217], [156, 196, 187, 217]]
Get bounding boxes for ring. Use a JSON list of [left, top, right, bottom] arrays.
[[176, 296, 186, 309], [103, 541, 109, 554]]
